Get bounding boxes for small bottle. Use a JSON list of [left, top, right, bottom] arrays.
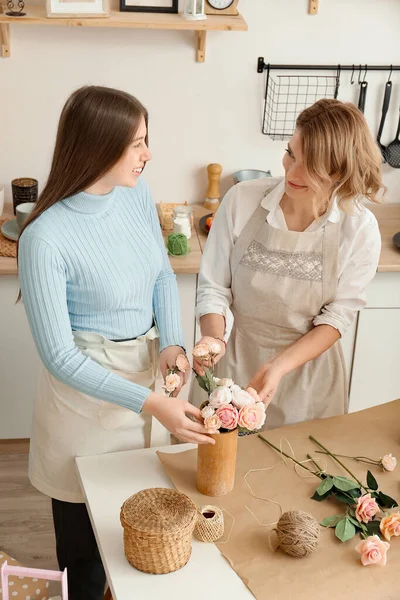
[[173, 206, 193, 239]]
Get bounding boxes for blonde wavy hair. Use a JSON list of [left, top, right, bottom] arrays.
[[296, 99, 384, 214]]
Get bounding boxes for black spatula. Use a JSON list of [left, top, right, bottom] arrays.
[[386, 107, 400, 168], [358, 81, 368, 113], [377, 81, 392, 163]]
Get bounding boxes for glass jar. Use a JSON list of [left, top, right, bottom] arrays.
[[173, 206, 193, 239]]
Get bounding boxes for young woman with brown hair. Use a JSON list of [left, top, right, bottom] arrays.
[[194, 99, 383, 429], [18, 85, 212, 600]]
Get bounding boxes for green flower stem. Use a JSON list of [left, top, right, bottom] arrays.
[[306, 453, 325, 474], [309, 436, 368, 492], [258, 435, 321, 479], [315, 450, 380, 466]]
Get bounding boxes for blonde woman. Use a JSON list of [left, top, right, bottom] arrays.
[[194, 99, 382, 429]]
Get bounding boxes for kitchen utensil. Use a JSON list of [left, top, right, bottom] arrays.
[[377, 81, 392, 163], [204, 163, 222, 211], [1, 219, 19, 241], [232, 169, 272, 184], [393, 231, 400, 251], [358, 80, 368, 113], [386, 107, 400, 168]]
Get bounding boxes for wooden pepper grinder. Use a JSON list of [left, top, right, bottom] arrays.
[[204, 163, 222, 211]]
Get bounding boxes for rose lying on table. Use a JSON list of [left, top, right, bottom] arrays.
[[259, 433, 399, 566], [193, 342, 267, 434]]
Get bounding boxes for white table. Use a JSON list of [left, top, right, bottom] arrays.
[[76, 445, 252, 600]]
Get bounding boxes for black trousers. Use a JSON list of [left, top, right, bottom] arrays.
[[52, 499, 107, 600]]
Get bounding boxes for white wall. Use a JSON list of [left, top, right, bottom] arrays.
[[1, 0, 400, 204]]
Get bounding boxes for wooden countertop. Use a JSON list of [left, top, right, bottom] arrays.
[[1, 202, 400, 276], [0, 203, 205, 276], [369, 204, 400, 272]]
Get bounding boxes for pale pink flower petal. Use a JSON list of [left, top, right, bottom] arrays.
[[215, 404, 239, 430], [164, 373, 181, 393], [381, 454, 397, 472], [355, 493, 380, 524], [355, 535, 390, 566], [231, 385, 255, 409], [209, 386, 232, 408], [238, 402, 266, 431], [175, 354, 190, 373], [204, 414, 222, 433], [192, 343, 211, 360], [200, 405, 215, 420], [380, 512, 400, 541], [208, 342, 222, 355]]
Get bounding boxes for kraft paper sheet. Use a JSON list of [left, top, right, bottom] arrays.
[[157, 400, 400, 600]]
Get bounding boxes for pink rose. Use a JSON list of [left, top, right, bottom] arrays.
[[209, 386, 232, 408], [355, 493, 380, 524], [216, 404, 239, 430], [238, 402, 266, 431], [380, 512, 400, 541], [175, 354, 190, 373], [164, 373, 181, 393], [381, 454, 397, 472], [355, 535, 390, 566], [192, 344, 210, 360], [208, 342, 222, 356], [204, 414, 222, 433], [231, 384, 255, 409]]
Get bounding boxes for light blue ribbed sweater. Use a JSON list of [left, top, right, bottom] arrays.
[[18, 178, 184, 413]]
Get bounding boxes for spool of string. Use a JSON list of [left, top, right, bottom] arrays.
[[167, 233, 189, 256], [274, 510, 319, 558], [194, 505, 224, 543]]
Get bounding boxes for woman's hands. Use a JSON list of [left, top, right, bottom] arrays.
[[192, 336, 226, 375], [246, 360, 284, 405], [142, 392, 215, 445], [159, 346, 189, 397]]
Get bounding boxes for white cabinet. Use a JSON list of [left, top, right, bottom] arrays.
[[348, 308, 400, 413], [347, 272, 400, 413], [0, 275, 41, 439]]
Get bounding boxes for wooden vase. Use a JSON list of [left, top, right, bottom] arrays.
[[197, 429, 238, 497]]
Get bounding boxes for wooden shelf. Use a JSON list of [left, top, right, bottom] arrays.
[[0, 5, 247, 61]]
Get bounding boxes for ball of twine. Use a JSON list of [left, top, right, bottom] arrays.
[[167, 233, 189, 256], [275, 510, 319, 558], [194, 505, 224, 543]]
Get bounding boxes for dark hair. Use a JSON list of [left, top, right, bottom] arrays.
[[18, 84, 148, 238], [16, 85, 148, 300]]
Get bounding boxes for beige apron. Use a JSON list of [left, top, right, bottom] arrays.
[[214, 192, 347, 430], [29, 326, 159, 503]]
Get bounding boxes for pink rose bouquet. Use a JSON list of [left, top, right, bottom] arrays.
[[193, 340, 266, 434]]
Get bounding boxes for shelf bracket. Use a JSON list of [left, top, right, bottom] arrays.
[[309, 0, 318, 14], [0, 7, 10, 57], [197, 30, 206, 63]]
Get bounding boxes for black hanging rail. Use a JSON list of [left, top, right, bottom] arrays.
[[257, 58, 400, 74]]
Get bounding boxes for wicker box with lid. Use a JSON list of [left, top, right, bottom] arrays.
[[120, 488, 197, 574]]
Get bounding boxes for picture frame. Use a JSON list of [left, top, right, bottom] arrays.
[[46, 0, 109, 18], [120, 0, 178, 14]]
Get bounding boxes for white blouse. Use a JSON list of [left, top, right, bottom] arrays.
[[196, 177, 381, 339]]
